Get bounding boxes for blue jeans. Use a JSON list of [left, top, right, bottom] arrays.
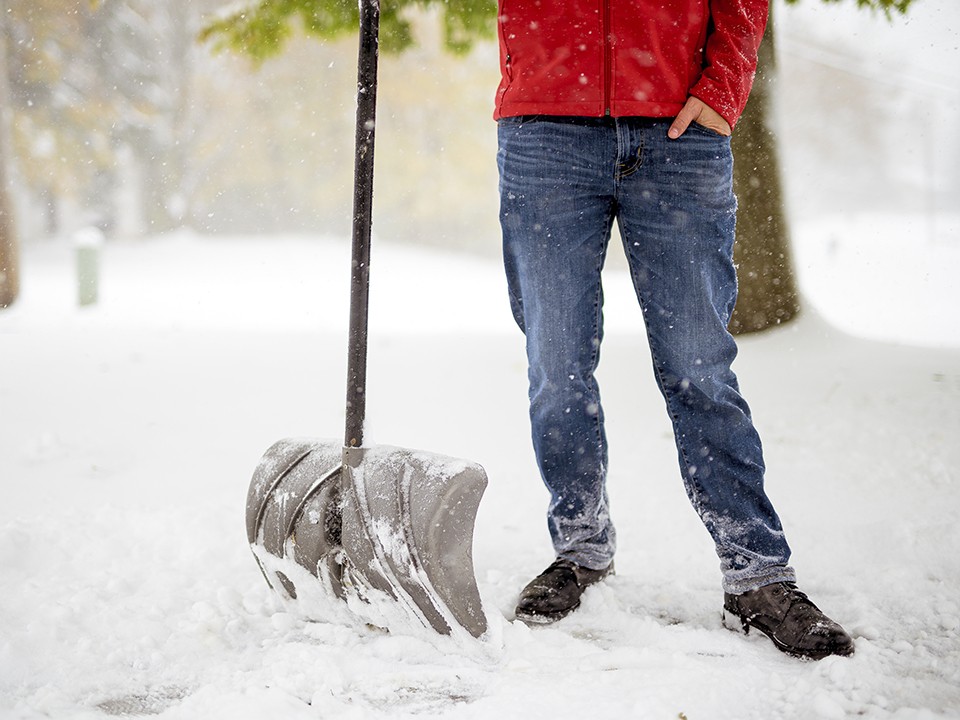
[[498, 116, 795, 594]]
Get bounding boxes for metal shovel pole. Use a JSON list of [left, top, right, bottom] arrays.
[[344, 0, 380, 450]]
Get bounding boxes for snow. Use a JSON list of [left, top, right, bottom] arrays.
[[792, 213, 960, 349], [1, 222, 958, 719]]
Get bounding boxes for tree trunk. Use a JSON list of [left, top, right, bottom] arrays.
[[729, 7, 799, 335], [0, 16, 20, 310], [0, 161, 18, 309]]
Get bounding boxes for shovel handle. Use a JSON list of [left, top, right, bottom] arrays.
[[345, 0, 380, 448]]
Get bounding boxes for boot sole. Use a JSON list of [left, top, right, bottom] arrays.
[[515, 600, 581, 625]]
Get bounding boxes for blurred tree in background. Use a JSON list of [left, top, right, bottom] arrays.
[[0, 0, 499, 252], [3, 0, 218, 236], [1, 10, 18, 308]]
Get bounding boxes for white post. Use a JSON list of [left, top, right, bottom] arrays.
[[74, 226, 104, 306]]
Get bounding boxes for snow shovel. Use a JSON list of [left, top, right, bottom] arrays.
[[244, 0, 488, 639]]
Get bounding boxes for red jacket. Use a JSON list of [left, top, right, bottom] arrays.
[[494, 0, 768, 128]]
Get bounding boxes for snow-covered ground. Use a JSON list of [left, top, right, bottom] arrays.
[[3, 0, 959, 715], [1, 221, 958, 719]]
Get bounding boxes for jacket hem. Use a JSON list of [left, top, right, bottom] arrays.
[[494, 100, 686, 121]]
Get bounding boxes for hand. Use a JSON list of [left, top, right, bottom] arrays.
[[668, 97, 732, 139]]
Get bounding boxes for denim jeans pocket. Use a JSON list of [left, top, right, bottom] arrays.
[[689, 121, 729, 138]]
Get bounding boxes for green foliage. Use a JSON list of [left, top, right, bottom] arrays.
[[199, 0, 496, 61], [783, 0, 914, 19]]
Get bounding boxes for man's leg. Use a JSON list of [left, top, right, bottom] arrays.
[[616, 119, 794, 592], [498, 117, 617, 620], [617, 119, 852, 658]]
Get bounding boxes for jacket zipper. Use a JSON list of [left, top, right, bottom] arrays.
[[602, 0, 612, 115]]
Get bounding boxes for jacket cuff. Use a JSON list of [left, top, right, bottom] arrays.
[[689, 81, 748, 130]]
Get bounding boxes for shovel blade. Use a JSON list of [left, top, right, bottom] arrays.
[[340, 445, 488, 638], [246, 438, 344, 600], [246, 439, 488, 639]]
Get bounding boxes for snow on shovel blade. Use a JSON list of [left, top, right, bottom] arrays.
[[246, 439, 488, 639]]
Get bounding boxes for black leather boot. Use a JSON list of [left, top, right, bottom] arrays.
[[724, 581, 855, 660], [515, 558, 613, 624]]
